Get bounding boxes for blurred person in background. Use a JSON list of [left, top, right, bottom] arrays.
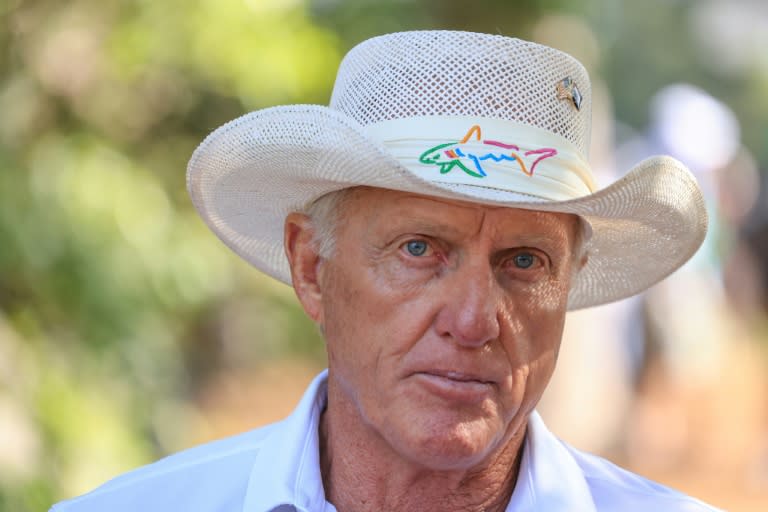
[[50, 31, 721, 512], [612, 84, 768, 477]]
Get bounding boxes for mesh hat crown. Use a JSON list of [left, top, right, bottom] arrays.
[[330, 31, 591, 155], [187, 30, 707, 309]]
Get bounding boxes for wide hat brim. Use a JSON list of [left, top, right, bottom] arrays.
[[187, 104, 707, 310]]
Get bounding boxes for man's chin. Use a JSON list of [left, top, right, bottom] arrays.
[[384, 415, 509, 472]]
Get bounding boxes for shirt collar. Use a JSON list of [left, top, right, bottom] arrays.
[[506, 411, 596, 511], [244, 370, 335, 512], [243, 370, 595, 512]]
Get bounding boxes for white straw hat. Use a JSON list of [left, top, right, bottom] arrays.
[[187, 30, 707, 310]]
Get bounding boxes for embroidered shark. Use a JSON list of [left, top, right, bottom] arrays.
[[418, 125, 558, 178]]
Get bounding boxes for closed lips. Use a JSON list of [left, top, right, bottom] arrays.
[[419, 370, 494, 385]]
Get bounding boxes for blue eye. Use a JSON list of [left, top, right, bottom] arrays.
[[513, 252, 536, 268], [405, 240, 429, 256]]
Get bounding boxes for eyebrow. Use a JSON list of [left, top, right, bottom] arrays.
[[385, 217, 468, 238], [379, 196, 575, 246], [382, 217, 569, 249]]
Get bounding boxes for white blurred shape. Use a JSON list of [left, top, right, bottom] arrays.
[[690, 0, 768, 76], [650, 83, 740, 174]]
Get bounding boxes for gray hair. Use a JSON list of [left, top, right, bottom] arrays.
[[301, 188, 355, 258]]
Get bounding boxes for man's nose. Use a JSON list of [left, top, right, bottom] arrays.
[[434, 260, 502, 348]]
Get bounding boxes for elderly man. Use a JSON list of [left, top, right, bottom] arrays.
[[52, 31, 719, 511]]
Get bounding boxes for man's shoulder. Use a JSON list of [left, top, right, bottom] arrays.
[[563, 443, 722, 511], [50, 420, 282, 512]]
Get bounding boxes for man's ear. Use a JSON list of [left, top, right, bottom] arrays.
[[578, 252, 589, 271], [284, 212, 325, 324]]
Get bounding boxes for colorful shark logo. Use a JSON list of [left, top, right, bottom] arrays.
[[418, 125, 558, 178]]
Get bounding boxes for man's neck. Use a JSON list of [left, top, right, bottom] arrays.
[[319, 394, 526, 512]]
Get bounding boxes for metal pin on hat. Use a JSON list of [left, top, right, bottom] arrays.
[[556, 77, 582, 111]]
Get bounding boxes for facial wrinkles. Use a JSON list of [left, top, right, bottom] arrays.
[[436, 213, 561, 383], [320, 202, 393, 406], [487, 212, 573, 422], [324, 200, 436, 376], [365, 203, 574, 358], [314, 190, 585, 510], [362, 201, 492, 329], [328, 192, 574, 379]]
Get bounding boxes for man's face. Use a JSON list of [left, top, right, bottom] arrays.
[[294, 187, 581, 471]]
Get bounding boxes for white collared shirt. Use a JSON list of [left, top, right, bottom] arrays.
[[51, 371, 721, 512]]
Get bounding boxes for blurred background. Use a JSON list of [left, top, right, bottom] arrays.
[[1, 0, 767, 510]]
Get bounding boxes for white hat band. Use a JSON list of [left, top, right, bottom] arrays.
[[365, 116, 597, 201]]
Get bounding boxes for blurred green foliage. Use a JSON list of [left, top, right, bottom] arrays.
[[0, 0, 765, 510]]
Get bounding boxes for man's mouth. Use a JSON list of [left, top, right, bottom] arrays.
[[414, 369, 495, 402], [424, 369, 492, 383]]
